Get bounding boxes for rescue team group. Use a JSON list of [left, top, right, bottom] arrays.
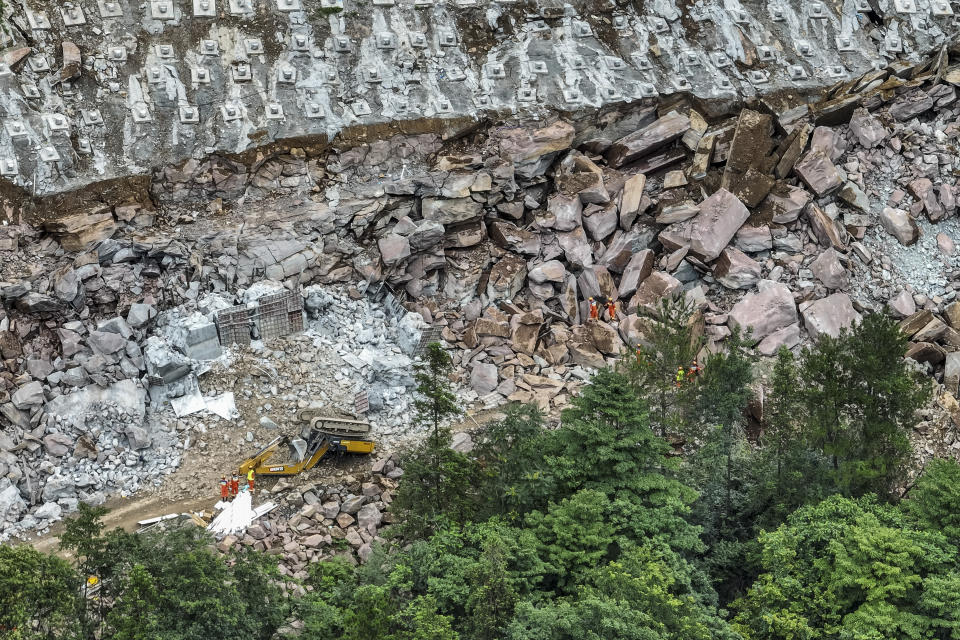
[[586, 296, 703, 389], [220, 469, 255, 501]]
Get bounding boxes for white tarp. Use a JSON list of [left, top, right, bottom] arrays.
[[205, 392, 238, 420]]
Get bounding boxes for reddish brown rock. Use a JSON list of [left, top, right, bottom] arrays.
[[727, 281, 797, 342], [879, 207, 919, 246], [713, 247, 761, 290], [628, 271, 682, 311], [605, 111, 691, 168], [794, 148, 844, 196], [801, 293, 861, 340], [658, 188, 750, 262]]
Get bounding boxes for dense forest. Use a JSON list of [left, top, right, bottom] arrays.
[[7, 300, 960, 640]]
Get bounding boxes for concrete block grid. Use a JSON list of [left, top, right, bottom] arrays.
[[0, 0, 955, 197]]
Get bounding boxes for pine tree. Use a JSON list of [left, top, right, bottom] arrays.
[[393, 343, 479, 537]]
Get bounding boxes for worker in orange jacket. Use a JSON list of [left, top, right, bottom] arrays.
[[606, 299, 617, 322], [230, 474, 240, 499], [588, 297, 599, 320], [219, 477, 229, 502]]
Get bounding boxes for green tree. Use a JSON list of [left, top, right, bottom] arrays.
[[795, 313, 929, 497], [58, 506, 288, 640], [393, 343, 479, 537], [732, 495, 960, 640], [473, 403, 548, 517], [0, 545, 82, 640], [526, 490, 616, 592], [623, 294, 703, 438], [105, 565, 162, 640], [905, 458, 960, 543], [542, 369, 702, 555], [464, 535, 519, 640], [507, 543, 738, 640]]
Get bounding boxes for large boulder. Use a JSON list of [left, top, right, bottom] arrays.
[[658, 188, 750, 262], [528, 260, 567, 284], [713, 247, 761, 290], [497, 120, 576, 179], [727, 281, 797, 342], [12, 381, 44, 410], [801, 293, 861, 340], [0, 483, 26, 522], [879, 207, 919, 245], [628, 272, 682, 311], [421, 198, 484, 225], [810, 248, 848, 290], [377, 235, 411, 266], [545, 194, 583, 232], [794, 148, 844, 196], [618, 250, 655, 297], [605, 111, 691, 168], [470, 363, 498, 395]]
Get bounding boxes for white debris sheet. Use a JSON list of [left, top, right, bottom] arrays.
[[205, 391, 238, 420], [207, 490, 276, 535]]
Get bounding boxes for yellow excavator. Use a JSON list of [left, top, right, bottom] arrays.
[[238, 414, 375, 477]]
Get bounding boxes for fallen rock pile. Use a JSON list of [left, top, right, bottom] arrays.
[[217, 454, 403, 583]]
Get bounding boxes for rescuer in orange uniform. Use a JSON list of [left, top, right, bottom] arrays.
[[589, 297, 599, 320]]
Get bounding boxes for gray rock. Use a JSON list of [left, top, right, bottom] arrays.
[[848, 108, 887, 148], [12, 381, 44, 410], [27, 358, 54, 380], [125, 425, 151, 450], [605, 111, 691, 168], [356, 503, 383, 530], [0, 484, 26, 521], [617, 249, 655, 297], [421, 197, 484, 225], [810, 248, 848, 290], [713, 247, 762, 290], [546, 193, 583, 232], [945, 352, 960, 395], [889, 91, 934, 121], [470, 362, 498, 395], [735, 225, 773, 252], [528, 260, 567, 284], [340, 495, 366, 515], [88, 330, 127, 355], [127, 303, 157, 329], [34, 501, 63, 521]]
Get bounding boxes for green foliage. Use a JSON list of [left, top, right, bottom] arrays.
[[544, 369, 701, 555], [56, 506, 289, 640], [732, 495, 960, 640], [473, 403, 548, 517], [0, 545, 82, 640], [508, 543, 737, 640], [905, 458, 960, 543], [393, 343, 479, 537], [526, 490, 616, 592], [793, 313, 929, 497], [623, 294, 703, 438]]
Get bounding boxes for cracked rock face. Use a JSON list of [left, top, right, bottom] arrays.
[[0, 0, 957, 201]]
